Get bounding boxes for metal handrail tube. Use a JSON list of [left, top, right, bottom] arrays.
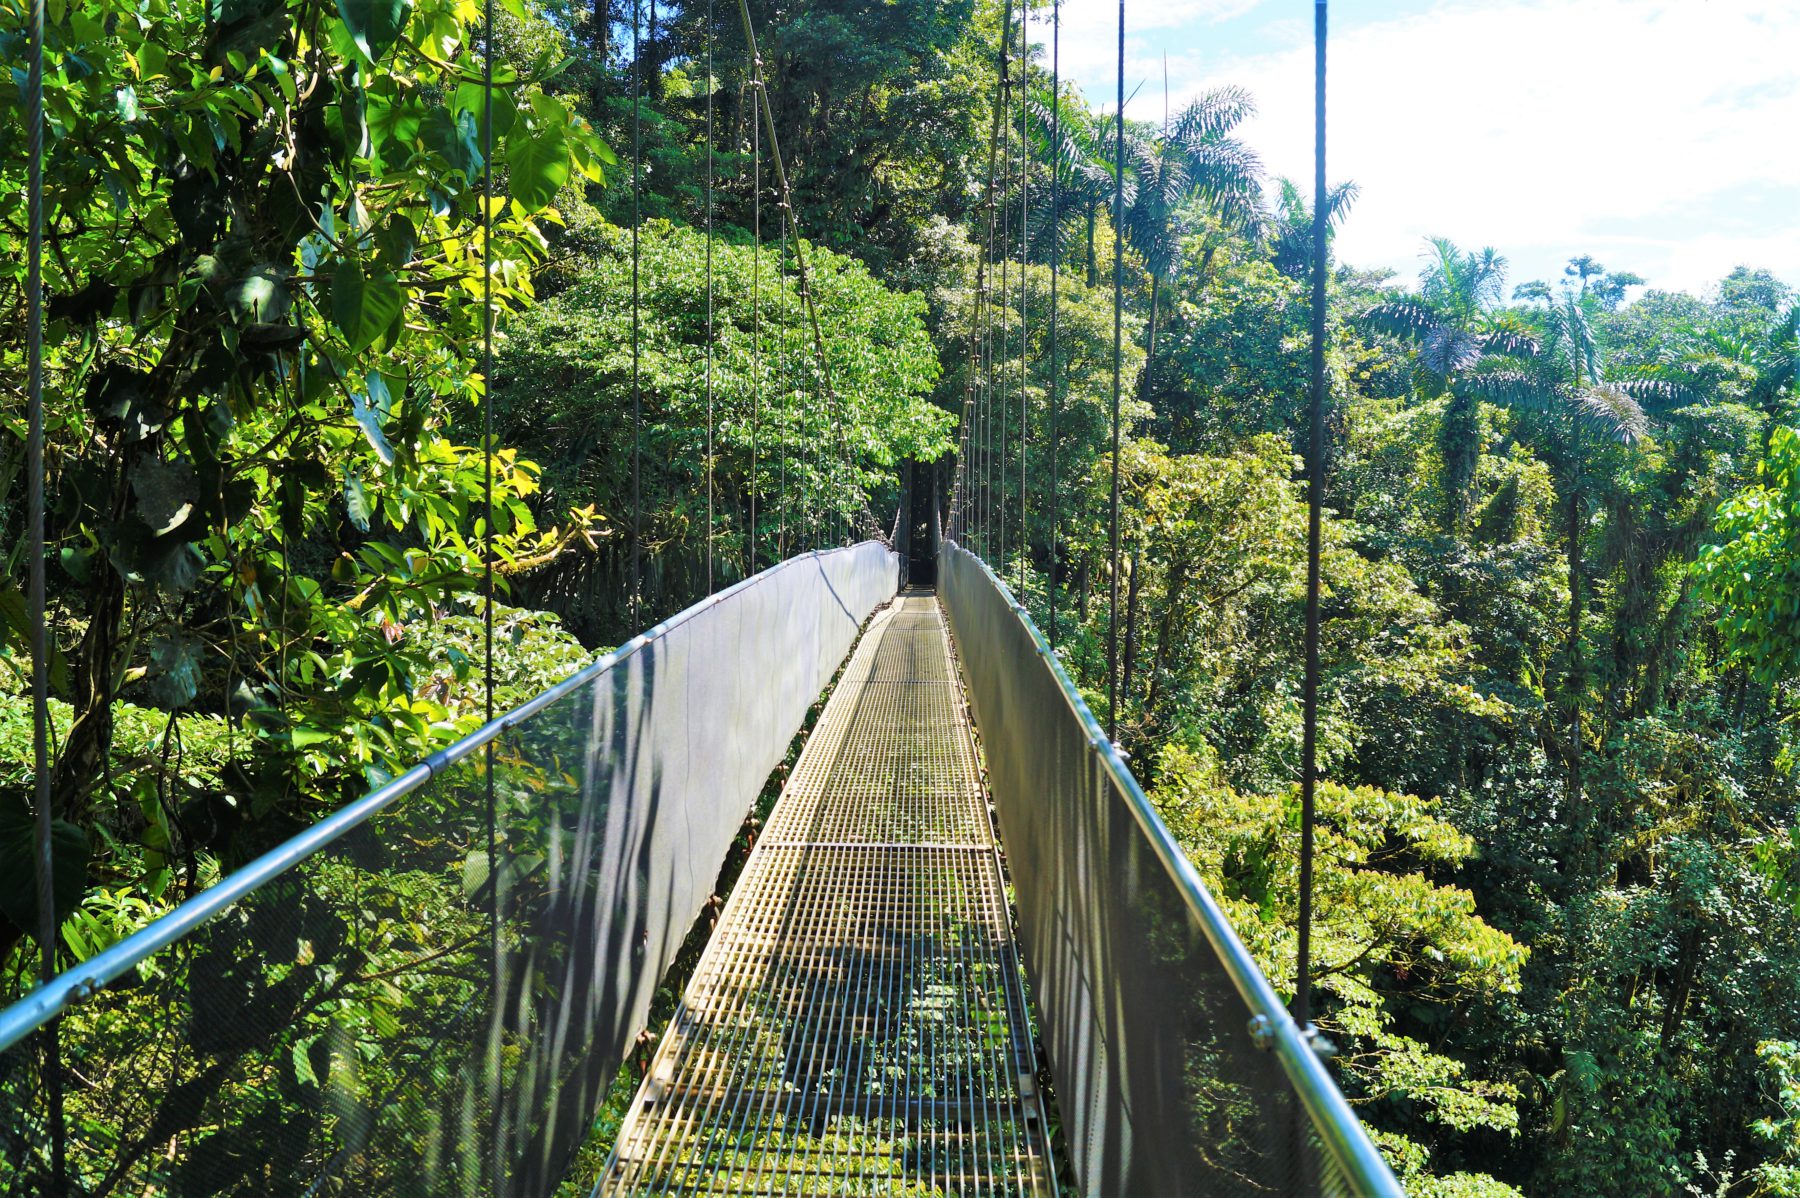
[[0, 543, 890, 1055], [940, 540, 1403, 1197]]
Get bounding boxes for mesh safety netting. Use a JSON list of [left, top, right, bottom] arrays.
[[0, 543, 899, 1198]]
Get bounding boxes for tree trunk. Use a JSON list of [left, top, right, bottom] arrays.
[[1085, 206, 1097, 288], [1657, 926, 1704, 1057], [1566, 485, 1584, 834], [1121, 544, 1142, 707], [1141, 272, 1162, 400], [1144, 550, 1189, 726]]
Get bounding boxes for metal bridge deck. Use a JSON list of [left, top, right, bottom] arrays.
[[598, 592, 1058, 1196]]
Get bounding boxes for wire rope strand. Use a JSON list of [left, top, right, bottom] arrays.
[[775, 211, 786, 560], [479, 0, 503, 1179], [958, 0, 1011, 552], [630, 0, 643, 628], [26, 0, 50, 999], [998, 3, 1012, 575], [1297, 0, 1329, 1029], [749, 78, 761, 572], [1107, 0, 1124, 741], [705, 0, 715, 590], [26, 0, 66, 1187], [734, 0, 857, 549], [1017, 0, 1029, 599], [1047, 0, 1060, 644]]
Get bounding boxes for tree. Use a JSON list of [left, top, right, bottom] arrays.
[[1265, 175, 1359, 281], [0, 0, 599, 947], [1121, 87, 1263, 401], [492, 219, 953, 641], [1697, 423, 1800, 690], [1462, 292, 1679, 844], [1361, 238, 1538, 527]]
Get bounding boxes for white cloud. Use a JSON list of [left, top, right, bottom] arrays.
[[1052, 0, 1800, 297]]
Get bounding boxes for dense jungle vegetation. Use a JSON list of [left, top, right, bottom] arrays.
[[2, 0, 1798, 1193]]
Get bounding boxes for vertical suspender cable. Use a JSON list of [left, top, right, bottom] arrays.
[[479, 0, 501, 1179], [1296, 0, 1328, 1029], [962, 0, 1010, 556], [629, 0, 643, 627], [1106, 0, 1124, 741], [734, 2, 854, 552], [26, 0, 66, 1188], [1047, 0, 1060, 644], [705, 0, 715, 590], [775, 211, 786, 560], [1017, 0, 1029, 598], [996, 23, 1009, 575], [749, 83, 761, 572]]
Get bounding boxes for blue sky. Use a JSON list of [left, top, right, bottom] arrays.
[[1048, 0, 1800, 301]]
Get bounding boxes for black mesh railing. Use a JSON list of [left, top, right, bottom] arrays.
[[0, 543, 899, 1198], [938, 542, 1402, 1198]]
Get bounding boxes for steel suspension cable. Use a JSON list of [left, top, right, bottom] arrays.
[[749, 81, 762, 572], [705, 0, 715, 590], [954, 1, 1012, 550], [1017, 0, 1029, 598], [26, 0, 65, 1186], [997, 24, 1010, 575], [733, 0, 863, 548], [1107, 0, 1124, 741], [480, 0, 501, 1174], [1297, 0, 1329, 1029], [629, 0, 643, 627], [777, 217, 788, 559], [1047, 0, 1061, 644]]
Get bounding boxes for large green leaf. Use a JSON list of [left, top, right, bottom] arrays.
[[0, 791, 90, 939], [335, 0, 411, 64], [130, 457, 198, 536], [505, 123, 569, 213], [331, 261, 404, 355], [144, 633, 204, 709]]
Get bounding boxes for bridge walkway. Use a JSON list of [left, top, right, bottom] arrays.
[[598, 591, 1058, 1196]]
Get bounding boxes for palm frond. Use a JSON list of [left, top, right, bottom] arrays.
[[1359, 299, 1439, 343], [1572, 385, 1649, 444], [1476, 326, 1541, 360], [1458, 370, 1549, 411], [1614, 377, 1696, 414], [1169, 86, 1256, 145], [1421, 326, 1482, 376]]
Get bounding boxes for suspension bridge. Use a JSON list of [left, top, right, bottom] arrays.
[[4, 0, 1406, 1193]]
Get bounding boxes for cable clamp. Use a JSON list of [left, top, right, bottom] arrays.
[[1247, 1013, 1276, 1050]]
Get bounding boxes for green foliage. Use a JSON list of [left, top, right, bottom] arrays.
[[493, 218, 952, 638], [1698, 424, 1800, 687], [1154, 744, 1526, 1191], [0, 0, 610, 968]]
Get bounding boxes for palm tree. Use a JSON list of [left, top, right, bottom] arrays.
[[1265, 176, 1359, 280], [1028, 90, 1127, 286], [1122, 87, 1263, 390], [1462, 292, 1683, 834], [1361, 237, 1538, 527], [1656, 302, 1799, 448]]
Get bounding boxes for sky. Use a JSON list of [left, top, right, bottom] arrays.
[[1046, 0, 1800, 300]]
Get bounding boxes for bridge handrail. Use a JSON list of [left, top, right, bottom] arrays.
[[940, 540, 1403, 1197], [0, 542, 894, 1055]]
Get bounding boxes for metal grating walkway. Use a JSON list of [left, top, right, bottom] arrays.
[[597, 592, 1058, 1196]]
